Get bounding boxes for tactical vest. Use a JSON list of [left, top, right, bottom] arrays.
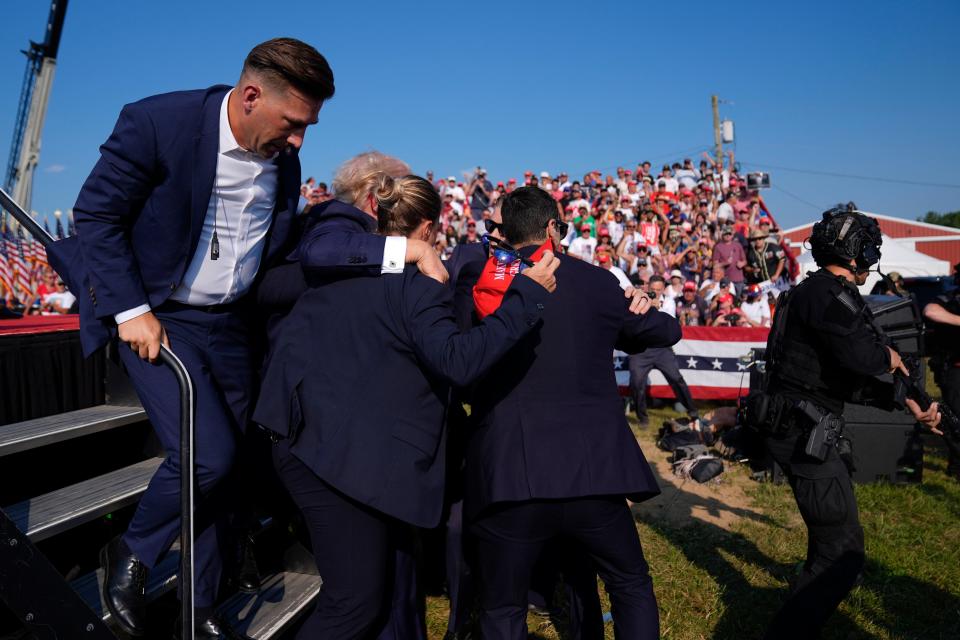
[[765, 271, 868, 396]]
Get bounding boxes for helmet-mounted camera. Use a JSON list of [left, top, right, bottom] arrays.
[[809, 202, 882, 273]]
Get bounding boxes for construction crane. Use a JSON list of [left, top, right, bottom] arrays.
[[4, 0, 69, 213]]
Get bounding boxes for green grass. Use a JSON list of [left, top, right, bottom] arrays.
[[426, 402, 960, 639]]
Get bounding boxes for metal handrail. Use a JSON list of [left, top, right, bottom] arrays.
[[0, 187, 197, 640]]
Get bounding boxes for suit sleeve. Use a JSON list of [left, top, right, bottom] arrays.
[[405, 272, 549, 388], [615, 303, 683, 354], [255, 260, 307, 314], [296, 215, 387, 274], [73, 103, 157, 318]]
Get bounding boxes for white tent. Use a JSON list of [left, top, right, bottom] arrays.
[[795, 235, 951, 293]]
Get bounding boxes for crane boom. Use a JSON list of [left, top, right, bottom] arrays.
[[3, 0, 69, 213]]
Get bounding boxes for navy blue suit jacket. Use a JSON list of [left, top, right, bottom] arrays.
[[48, 86, 385, 356], [252, 223, 550, 528], [464, 248, 682, 517]]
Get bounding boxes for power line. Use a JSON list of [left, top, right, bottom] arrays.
[[770, 184, 824, 212], [740, 161, 960, 190]]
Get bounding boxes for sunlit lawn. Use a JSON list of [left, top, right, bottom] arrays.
[[425, 399, 960, 640]]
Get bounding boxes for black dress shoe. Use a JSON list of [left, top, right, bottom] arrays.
[[234, 535, 260, 594], [174, 614, 247, 640], [100, 536, 148, 637]]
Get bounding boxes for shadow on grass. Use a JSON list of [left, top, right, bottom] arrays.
[[636, 461, 960, 640]]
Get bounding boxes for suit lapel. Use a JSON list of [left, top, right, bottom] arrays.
[[263, 147, 301, 263], [189, 87, 227, 254]]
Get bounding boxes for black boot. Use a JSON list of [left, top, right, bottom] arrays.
[[227, 533, 260, 593], [100, 536, 148, 637], [234, 534, 260, 594]]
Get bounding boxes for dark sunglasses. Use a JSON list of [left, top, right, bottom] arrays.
[[487, 217, 569, 238], [482, 235, 535, 270], [552, 217, 569, 237]]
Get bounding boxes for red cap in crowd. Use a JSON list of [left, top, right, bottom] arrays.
[[683, 281, 697, 292], [598, 227, 610, 236], [718, 293, 734, 304], [580, 223, 591, 231]]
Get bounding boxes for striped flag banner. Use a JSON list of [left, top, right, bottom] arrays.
[[0, 233, 13, 295], [615, 326, 770, 401], [31, 234, 47, 266], [9, 227, 31, 297]]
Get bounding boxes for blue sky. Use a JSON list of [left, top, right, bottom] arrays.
[[1, 0, 958, 230]]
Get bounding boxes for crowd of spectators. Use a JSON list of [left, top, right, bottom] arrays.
[[302, 151, 797, 328], [7, 153, 794, 326], [20, 267, 76, 315]]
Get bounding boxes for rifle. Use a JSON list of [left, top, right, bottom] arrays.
[[893, 355, 960, 443]]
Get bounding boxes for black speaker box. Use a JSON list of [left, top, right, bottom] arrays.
[[864, 294, 924, 355], [842, 421, 923, 484]]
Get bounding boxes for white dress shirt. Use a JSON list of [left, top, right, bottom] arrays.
[[116, 91, 405, 323], [168, 90, 278, 307]]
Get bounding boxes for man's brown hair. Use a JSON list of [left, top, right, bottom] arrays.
[[242, 37, 335, 101]]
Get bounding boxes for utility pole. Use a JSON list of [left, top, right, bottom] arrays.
[[711, 94, 722, 168]]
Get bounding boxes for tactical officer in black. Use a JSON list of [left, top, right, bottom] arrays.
[[923, 262, 960, 480], [752, 204, 942, 639]]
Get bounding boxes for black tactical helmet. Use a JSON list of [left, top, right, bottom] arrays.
[[809, 202, 882, 272]]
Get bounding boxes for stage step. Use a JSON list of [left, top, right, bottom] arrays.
[[73, 547, 180, 623], [0, 404, 146, 457], [75, 539, 314, 638], [4, 457, 163, 542], [218, 570, 321, 639]]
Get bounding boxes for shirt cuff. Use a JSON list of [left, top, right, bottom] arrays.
[[381, 236, 406, 274], [114, 304, 152, 325]]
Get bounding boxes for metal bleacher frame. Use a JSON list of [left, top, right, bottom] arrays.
[[0, 188, 320, 639]]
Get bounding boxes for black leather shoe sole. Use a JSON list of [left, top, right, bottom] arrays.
[[99, 543, 146, 638]]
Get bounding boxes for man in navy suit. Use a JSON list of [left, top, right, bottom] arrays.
[[61, 39, 438, 638], [253, 176, 560, 638], [464, 186, 681, 639]]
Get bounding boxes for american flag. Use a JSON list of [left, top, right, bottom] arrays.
[[616, 326, 770, 401], [0, 227, 13, 296], [28, 215, 47, 266], [11, 225, 31, 296], [19, 221, 34, 263]]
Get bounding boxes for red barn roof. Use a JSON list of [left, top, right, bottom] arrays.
[[781, 212, 960, 266]]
